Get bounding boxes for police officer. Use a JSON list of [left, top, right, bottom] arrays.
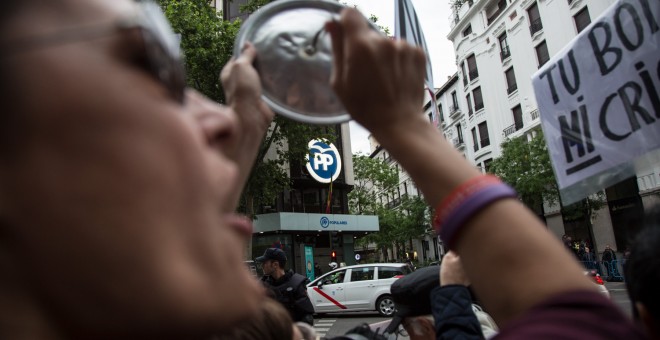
[[256, 248, 315, 325]]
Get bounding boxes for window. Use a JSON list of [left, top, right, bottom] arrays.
[[327, 269, 347, 284], [438, 104, 444, 123], [484, 158, 493, 173], [505, 67, 517, 94], [499, 33, 510, 61], [528, 2, 543, 36], [351, 267, 375, 282], [574, 7, 591, 33], [462, 62, 468, 86], [512, 104, 523, 130], [535, 40, 550, 67], [471, 128, 479, 152], [487, 0, 507, 25], [456, 123, 464, 143], [466, 54, 479, 81], [463, 25, 472, 37], [378, 266, 407, 279], [451, 91, 459, 111], [473, 87, 484, 111], [478, 121, 490, 147], [466, 93, 474, 117]]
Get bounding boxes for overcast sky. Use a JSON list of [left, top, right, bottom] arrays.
[[342, 0, 456, 155]]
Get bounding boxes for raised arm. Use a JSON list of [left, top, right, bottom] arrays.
[[219, 43, 275, 211], [326, 8, 596, 325]]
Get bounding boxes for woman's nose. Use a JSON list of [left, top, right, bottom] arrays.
[[186, 90, 238, 149]]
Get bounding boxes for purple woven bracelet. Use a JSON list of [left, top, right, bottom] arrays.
[[440, 183, 517, 249]]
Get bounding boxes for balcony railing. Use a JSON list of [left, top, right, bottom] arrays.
[[529, 18, 543, 36], [507, 83, 518, 94], [453, 138, 465, 148], [449, 105, 462, 117], [503, 124, 516, 137], [468, 69, 479, 81], [530, 109, 540, 120], [500, 46, 511, 61]]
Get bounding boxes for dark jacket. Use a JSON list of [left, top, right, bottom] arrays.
[[262, 270, 315, 325], [431, 285, 484, 340], [601, 249, 616, 262]]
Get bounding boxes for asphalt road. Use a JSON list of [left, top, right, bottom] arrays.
[[314, 282, 632, 339]]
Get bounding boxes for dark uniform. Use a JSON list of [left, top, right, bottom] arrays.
[[256, 248, 315, 325], [261, 270, 315, 325]]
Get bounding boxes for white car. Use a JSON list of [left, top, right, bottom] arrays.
[[307, 263, 413, 317]]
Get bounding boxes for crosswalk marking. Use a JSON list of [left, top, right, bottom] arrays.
[[313, 319, 336, 338]]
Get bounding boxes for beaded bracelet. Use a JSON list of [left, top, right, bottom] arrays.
[[433, 175, 517, 248]]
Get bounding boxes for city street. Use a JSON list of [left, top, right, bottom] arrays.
[[314, 282, 633, 339]]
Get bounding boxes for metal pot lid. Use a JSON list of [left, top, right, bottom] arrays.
[[234, 0, 351, 125]]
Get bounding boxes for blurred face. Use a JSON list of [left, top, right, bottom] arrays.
[[262, 260, 276, 276], [0, 0, 262, 336]]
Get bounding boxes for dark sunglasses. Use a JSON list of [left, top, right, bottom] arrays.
[[0, 1, 186, 103]]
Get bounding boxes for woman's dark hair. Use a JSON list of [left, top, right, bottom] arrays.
[[624, 205, 660, 323]]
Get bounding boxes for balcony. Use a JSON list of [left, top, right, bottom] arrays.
[[453, 138, 465, 149], [529, 18, 543, 36], [468, 69, 479, 81], [506, 83, 518, 94], [449, 105, 462, 118], [503, 122, 523, 137], [530, 109, 540, 120], [500, 46, 511, 61]]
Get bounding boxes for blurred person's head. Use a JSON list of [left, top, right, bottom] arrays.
[[257, 248, 287, 277], [0, 0, 263, 338], [214, 298, 297, 340], [625, 206, 660, 338]]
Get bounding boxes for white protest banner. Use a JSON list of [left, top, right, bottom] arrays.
[[532, 0, 660, 205]]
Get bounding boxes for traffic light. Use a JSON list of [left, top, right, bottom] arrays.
[[331, 231, 341, 247], [331, 250, 337, 263]]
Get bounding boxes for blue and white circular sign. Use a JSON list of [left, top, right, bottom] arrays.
[[320, 217, 330, 228], [306, 139, 342, 183]]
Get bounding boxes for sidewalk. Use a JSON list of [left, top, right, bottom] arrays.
[[604, 281, 627, 291]]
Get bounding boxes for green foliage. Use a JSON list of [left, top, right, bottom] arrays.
[[239, 0, 271, 14], [158, 0, 240, 103], [349, 155, 399, 215], [489, 130, 558, 208], [489, 129, 605, 221], [351, 155, 430, 254]]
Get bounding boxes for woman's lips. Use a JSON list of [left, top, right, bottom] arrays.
[[224, 213, 253, 239]]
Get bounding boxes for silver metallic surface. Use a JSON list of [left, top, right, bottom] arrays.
[[234, 0, 350, 124]]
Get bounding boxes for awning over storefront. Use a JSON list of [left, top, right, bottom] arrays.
[[253, 213, 379, 233]]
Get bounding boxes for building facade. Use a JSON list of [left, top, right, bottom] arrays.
[[445, 0, 659, 256]]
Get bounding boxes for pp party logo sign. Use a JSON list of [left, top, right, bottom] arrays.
[[306, 139, 342, 183]]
